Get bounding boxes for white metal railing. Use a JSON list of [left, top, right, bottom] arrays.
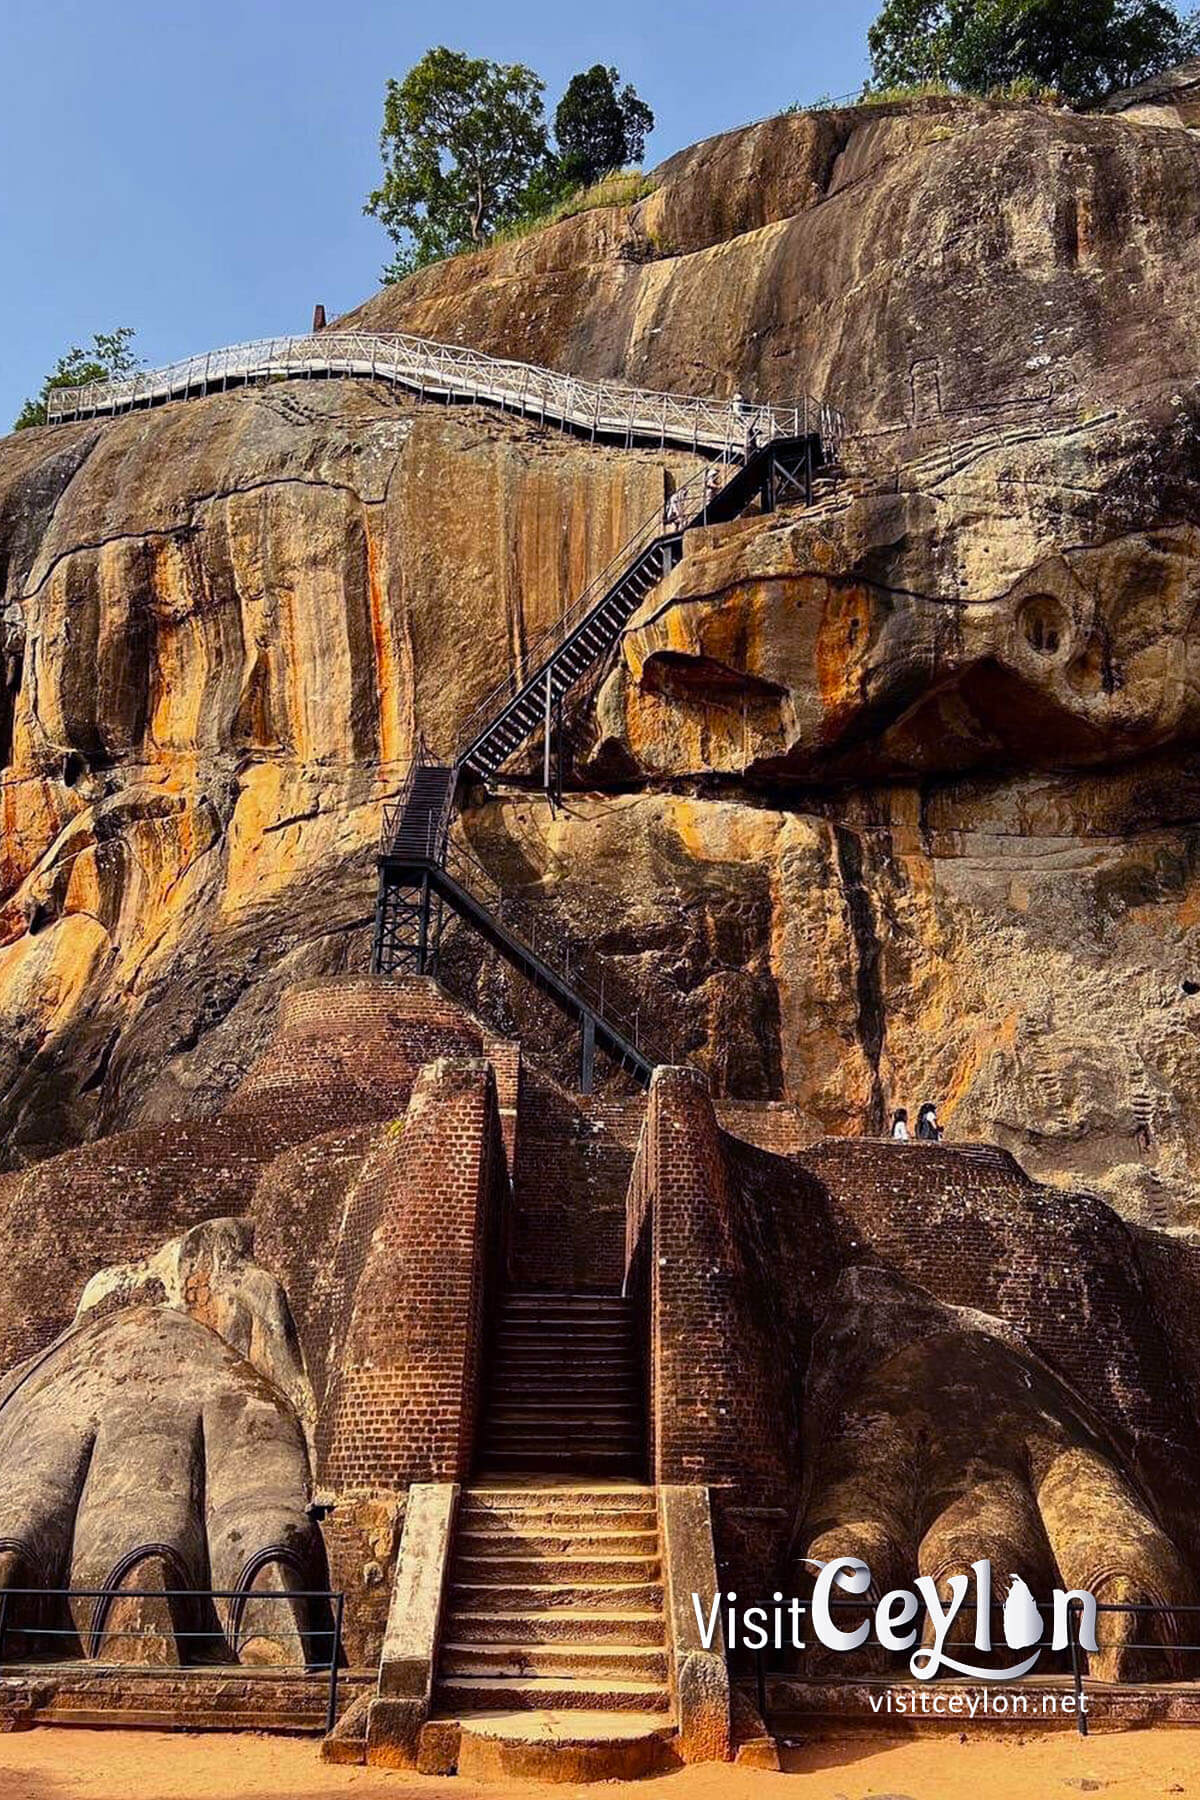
[[43, 329, 846, 460]]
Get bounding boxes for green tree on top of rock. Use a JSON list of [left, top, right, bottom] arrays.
[[365, 47, 551, 279], [868, 0, 1200, 105], [14, 327, 140, 431], [554, 65, 655, 187]]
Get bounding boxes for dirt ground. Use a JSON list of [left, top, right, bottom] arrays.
[[3, 1727, 1200, 1800]]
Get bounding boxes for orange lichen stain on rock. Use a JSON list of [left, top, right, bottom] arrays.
[[815, 583, 873, 739], [366, 528, 403, 769], [667, 791, 777, 867], [62, 842, 106, 923], [0, 912, 113, 1029], [223, 765, 324, 916], [942, 1008, 1021, 1117], [1167, 885, 1200, 930]]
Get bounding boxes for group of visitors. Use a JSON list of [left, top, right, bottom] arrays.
[[890, 1103, 943, 1142], [664, 462, 725, 535]]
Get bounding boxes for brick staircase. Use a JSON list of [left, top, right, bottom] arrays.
[[434, 1486, 669, 1722], [429, 1291, 668, 1736], [478, 1291, 645, 1477]]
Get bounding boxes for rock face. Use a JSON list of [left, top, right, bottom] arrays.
[[2, 90, 1200, 1236]]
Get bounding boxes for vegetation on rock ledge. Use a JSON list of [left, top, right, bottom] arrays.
[[867, 0, 1200, 106], [365, 45, 656, 280]]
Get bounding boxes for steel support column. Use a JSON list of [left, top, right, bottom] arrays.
[[580, 1014, 596, 1095]]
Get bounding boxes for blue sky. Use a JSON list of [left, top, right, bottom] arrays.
[[0, 1, 878, 429]]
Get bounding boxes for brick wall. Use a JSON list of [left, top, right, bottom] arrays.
[[228, 976, 485, 1139], [800, 1138, 1187, 1449], [626, 1070, 845, 1588], [716, 1100, 809, 1157], [322, 1057, 510, 1491], [511, 1069, 643, 1289], [0, 976, 514, 1374], [626, 1074, 816, 1586], [250, 1123, 386, 1413], [0, 1114, 300, 1370]]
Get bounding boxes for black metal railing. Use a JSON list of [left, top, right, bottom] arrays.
[[0, 1585, 346, 1734], [436, 835, 677, 1067], [747, 1594, 1200, 1740], [378, 749, 685, 1071]]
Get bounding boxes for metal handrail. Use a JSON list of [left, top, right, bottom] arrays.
[[43, 328, 846, 460], [379, 759, 673, 1068], [454, 451, 734, 761], [0, 1583, 346, 1732], [751, 1593, 1200, 1742], [438, 835, 671, 1068]]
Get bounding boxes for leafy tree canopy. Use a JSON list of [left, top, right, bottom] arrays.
[[554, 64, 655, 187], [14, 328, 140, 432], [365, 46, 550, 278], [868, 0, 1200, 104]]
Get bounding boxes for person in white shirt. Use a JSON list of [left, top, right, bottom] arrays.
[[890, 1108, 910, 1140]]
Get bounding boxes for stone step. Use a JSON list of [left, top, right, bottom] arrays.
[[489, 1357, 638, 1375], [462, 1494, 653, 1513], [460, 1508, 656, 1534], [458, 1529, 658, 1558], [450, 1581, 664, 1614], [480, 1448, 644, 1470], [485, 1404, 642, 1424], [476, 1450, 645, 1475], [450, 1711, 677, 1783], [494, 1314, 632, 1329], [487, 1375, 642, 1395], [494, 1310, 632, 1327], [437, 1675, 670, 1714], [456, 1553, 661, 1585], [495, 1324, 632, 1338], [440, 1642, 669, 1681], [464, 1487, 655, 1507], [446, 1610, 665, 1646], [492, 1329, 635, 1346], [486, 1395, 641, 1411], [500, 1293, 628, 1308], [482, 1427, 642, 1448], [496, 1305, 630, 1320]]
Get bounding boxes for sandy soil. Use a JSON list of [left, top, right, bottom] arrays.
[[3, 1727, 1200, 1800]]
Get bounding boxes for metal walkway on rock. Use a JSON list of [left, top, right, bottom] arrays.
[[44, 327, 844, 462], [373, 421, 842, 1089]]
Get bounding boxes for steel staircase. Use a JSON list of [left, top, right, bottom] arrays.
[[455, 434, 827, 783], [373, 412, 842, 1089]]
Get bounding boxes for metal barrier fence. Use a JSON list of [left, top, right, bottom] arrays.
[[42, 328, 846, 462], [747, 1595, 1200, 1740], [0, 1584, 346, 1733]]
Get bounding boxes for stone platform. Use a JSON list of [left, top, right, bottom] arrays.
[[762, 1674, 1200, 1735], [0, 1666, 375, 1733]]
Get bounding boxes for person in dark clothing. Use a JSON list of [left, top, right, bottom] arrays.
[[916, 1102, 943, 1141], [890, 1108, 910, 1141]]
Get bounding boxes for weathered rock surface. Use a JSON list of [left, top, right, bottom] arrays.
[[0, 385, 690, 1158], [2, 92, 1200, 1237], [340, 98, 1200, 445], [0, 1292, 322, 1664]]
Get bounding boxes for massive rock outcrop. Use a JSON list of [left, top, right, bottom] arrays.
[[3, 90, 1200, 1233]]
